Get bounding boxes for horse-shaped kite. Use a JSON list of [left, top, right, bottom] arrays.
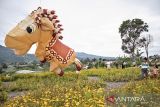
[[5, 7, 82, 76]]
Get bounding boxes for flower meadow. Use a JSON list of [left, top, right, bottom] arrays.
[[0, 68, 159, 107]]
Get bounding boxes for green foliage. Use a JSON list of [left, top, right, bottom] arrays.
[[119, 18, 149, 60], [0, 68, 159, 106], [1, 63, 8, 69], [117, 56, 132, 67], [82, 68, 140, 82], [0, 79, 1, 86], [0, 91, 8, 103], [88, 62, 94, 69], [92, 61, 105, 69], [40, 62, 49, 71], [95, 62, 99, 69], [0, 68, 2, 74], [99, 61, 105, 68], [64, 64, 76, 72]]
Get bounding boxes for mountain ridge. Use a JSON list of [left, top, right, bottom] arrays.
[[0, 45, 115, 64], [76, 52, 115, 60]]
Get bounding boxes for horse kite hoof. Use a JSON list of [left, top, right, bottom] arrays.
[[76, 65, 82, 71], [58, 70, 64, 76]]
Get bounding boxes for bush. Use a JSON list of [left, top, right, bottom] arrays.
[[0, 66, 3, 74], [2, 63, 8, 69], [64, 64, 76, 72], [0, 91, 8, 102]]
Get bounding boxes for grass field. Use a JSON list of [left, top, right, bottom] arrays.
[[0, 68, 160, 107]]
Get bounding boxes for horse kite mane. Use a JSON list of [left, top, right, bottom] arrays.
[[32, 7, 63, 38]]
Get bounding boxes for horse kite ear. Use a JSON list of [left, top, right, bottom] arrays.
[[40, 17, 54, 31]]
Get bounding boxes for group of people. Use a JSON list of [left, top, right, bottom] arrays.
[[105, 57, 159, 79], [140, 57, 159, 79]]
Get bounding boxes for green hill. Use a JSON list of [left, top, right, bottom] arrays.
[[0, 45, 37, 64], [0, 45, 115, 64]]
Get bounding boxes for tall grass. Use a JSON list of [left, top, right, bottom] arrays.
[[81, 67, 140, 81]]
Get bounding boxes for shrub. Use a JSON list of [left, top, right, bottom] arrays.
[[0, 91, 8, 103], [0, 66, 3, 74]]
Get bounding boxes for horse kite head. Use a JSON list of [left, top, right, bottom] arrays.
[[5, 7, 63, 56]]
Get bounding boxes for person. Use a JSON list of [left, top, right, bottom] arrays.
[[132, 61, 136, 67], [123, 61, 127, 68], [106, 61, 111, 70], [149, 64, 159, 78], [140, 57, 149, 79], [122, 61, 125, 69], [115, 62, 119, 69]]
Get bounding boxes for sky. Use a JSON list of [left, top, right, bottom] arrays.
[[0, 0, 160, 57]]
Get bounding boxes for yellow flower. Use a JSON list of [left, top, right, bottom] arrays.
[[76, 102, 80, 106], [44, 101, 47, 105]]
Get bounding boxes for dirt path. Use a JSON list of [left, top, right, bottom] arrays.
[[105, 81, 127, 91], [87, 76, 128, 91], [2, 82, 26, 99], [8, 91, 26, 98], [87, 76, 100, 81], [2, 82, 12, 87]]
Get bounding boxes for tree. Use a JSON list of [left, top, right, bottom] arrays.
[[135, 49, 143, 58], [92, 58, 96, 62], [95, 62, 99, 69], [102, 59, 107, 61], [149, 54, 160, 64], [88, 62, 93, 69], [119, 18, 149, 61], [117, 56, 132, 67], [2, 63, 8, 69], [0, 64, 3, 74], [139, 34, 153, 61], [99, 58, 102, 61], [0, 66, 2, 73], [135, 49, 144, 65]]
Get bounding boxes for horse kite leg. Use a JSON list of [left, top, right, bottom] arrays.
[[74, 58, 82, 73], [50, 62, 64, 76]]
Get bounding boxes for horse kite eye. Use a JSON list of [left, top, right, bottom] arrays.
[[26, 24, 36, 34], [26, 26, 32, 33]]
